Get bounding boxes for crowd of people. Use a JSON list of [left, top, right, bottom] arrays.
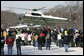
[[1, 26, 83, 55]]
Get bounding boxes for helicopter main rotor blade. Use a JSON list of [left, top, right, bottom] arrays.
[[6, 7, 32, 10], [37, 7, 46, 10], [6, 6, 49, 11]]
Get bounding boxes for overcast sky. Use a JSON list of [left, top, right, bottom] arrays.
[[1, 1, 67, 14]]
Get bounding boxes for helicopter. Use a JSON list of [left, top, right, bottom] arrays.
[[6, 7, 68, 25]]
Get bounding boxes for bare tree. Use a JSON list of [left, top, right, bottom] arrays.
[[1, 11, 19, 28], [43, 1, 83, 28]]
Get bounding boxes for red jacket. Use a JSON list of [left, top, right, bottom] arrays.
[[6, 37, 15, 45]]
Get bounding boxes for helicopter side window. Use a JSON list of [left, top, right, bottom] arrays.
[[31, 13, 41, 16]]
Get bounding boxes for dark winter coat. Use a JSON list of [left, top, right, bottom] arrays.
[[46, 37, 51, 45], [16, 37, 22, 47], [38, 36, 43, 44], [68, 28, 74, 35], [1, 36, 5, 47], [62, 35, 69, 44]]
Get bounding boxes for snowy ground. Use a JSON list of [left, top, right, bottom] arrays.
[[4, 42, 83, 55]]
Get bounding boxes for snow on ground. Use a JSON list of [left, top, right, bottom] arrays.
[[4, 42, 83, 55]]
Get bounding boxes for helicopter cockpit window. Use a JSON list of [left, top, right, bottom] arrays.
[[31, 13, 41, 16]]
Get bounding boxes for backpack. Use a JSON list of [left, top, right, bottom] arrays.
[[1, 39, 5, 44], [46, 33, 50, 39], [6, 37, 14, 45], [41, 33, 45, 37], [3, 32, 7, 37]]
